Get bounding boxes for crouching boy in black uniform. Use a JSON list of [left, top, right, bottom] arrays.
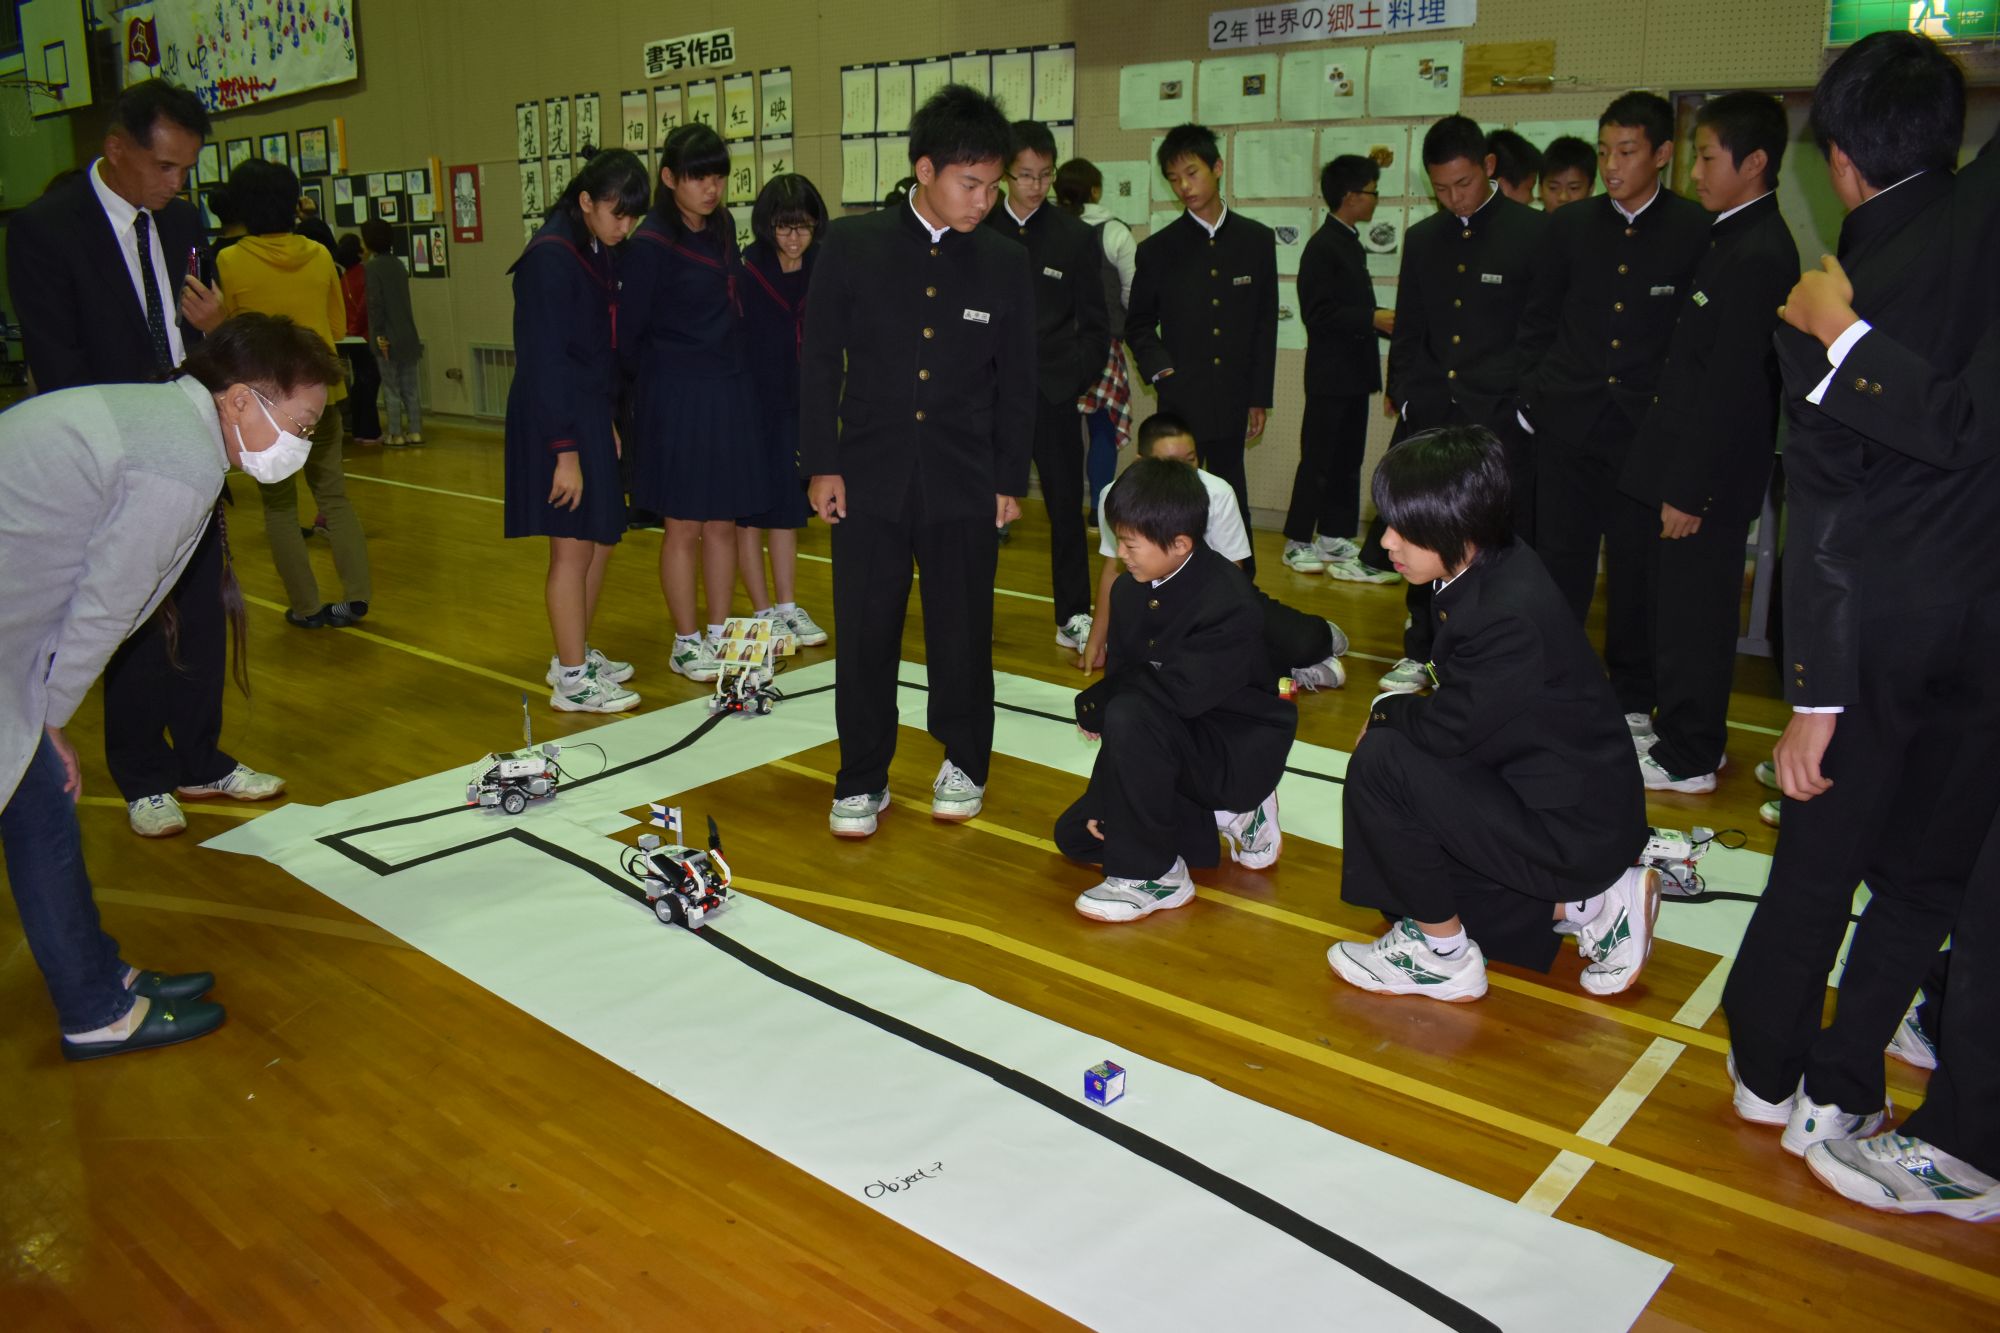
[[1055, 459, 1297, 923]]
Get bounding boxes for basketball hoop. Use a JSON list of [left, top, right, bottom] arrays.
[[0, 76, 64, 138]]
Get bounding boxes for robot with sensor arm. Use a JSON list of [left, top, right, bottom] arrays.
[[467, 696, 562, 815], [1641, 825, 1718, 899], [625, 809, 733, 929]]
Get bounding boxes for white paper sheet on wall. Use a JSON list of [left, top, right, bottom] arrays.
[[727, 140, 756, 204], [1512, 119, 1603, 153], [1230, 127, 1317, 199], [1052, 123, 1075, 164], [544, 96, 572, 157], [518, 159, 544, 218], [1097, 160, 1153, 226], [876, 62, 914, 134], [1275, 279, 1308, 351], [1360, 205, 1407, 277], [760, 68, 794, 136], [655, 85, 682, 143], [842, 136, 877, 205], [685, 79, 719, 133], [515, 101, 542, 159], [951, 51, 990, 95], [722, 73, 755, 140], [841, 65, 876, 135], [1149, 207, 1182, 237], [1197, 52, 1279, 126], [1150, 136, 1177, 202], [1119, 60, 1195, 131], [1279, 46, 1367, 122], [990, 49, 1034, 118], [913, 57, 952, 106], [1375, 280, 1398, 313], [1321, 124, 1410, 199], [620, 89, 650, 151], [1033, 45, 1075, 122], [761, 136, 794, 185], [574, 93, 602, 153], [1368, 41, 1464, 118], [876, 135, 911, 200], [1236, 205, 1312, 277]]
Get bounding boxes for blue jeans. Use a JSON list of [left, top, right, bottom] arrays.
[[1, 736, 133, 1033], [1085, 408, 1119, 519]]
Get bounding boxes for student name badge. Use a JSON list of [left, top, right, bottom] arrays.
[[1650, 285, 1676, 297], [1480, 273, 1503, 284], [963, 308, 990, 323], [1692, 291, 1709, 307], [1042, 266, 1063, 279], [1232, 274, 1253, 286]]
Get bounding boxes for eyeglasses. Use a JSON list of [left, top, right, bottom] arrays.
[[1357, 188, 1380, 197], [774, 223, 814, 238], [255, 389, 319, 435], [1009, 171, 1054, 186]]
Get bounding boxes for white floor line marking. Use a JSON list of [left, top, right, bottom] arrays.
[[344, 471, 503, 504], [1518, 1036, 1686, 1216], [1670, 956, 1733, 1031]]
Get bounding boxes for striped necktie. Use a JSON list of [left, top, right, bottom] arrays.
[[135, 210, 174, 374]]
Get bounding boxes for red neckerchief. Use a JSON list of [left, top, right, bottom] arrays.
[[639, 222, 741, 315], [525, 231, 618, 348], [740, 253, 807, 354]]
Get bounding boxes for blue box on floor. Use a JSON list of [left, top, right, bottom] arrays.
[[1085, 1060, 1126, 1106]]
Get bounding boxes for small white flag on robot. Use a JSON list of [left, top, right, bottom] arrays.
[[648, 803, 682, 837]]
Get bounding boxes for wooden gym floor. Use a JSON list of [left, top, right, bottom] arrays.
[[2, 420, 1993, 1329]]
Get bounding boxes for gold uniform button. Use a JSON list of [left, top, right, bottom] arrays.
[[1614, 301, 1625, 312], [1447, 369, 1458, 379], [1794, 662, 1805, 671], [1624, 226, 1636, 236], [914, 409, 926, 421], [923, 327, 934, 339], [1210, 267, 1219, 277], [1212, 356, 1222, 365], [1451, 334, 1461, 345], [1618, 263, 1629, 275], [1871, 382, 1884, 396], [1852, 376, 1868, 392], [925, 286, 937, 297], [1211, 297, 1220, 307], [1208, 238, 1216, 247], [918, 369, 931, 380], [1453, 298, 1463, 308], [1147, 638, 1156, 648], [1796, 677, 1805, 686], [1457, 263, 1467, 273], [929, 246, 940, 256], [1212, 327, 1221, 335], [1439, 611, 1448, 620], [1018, 227, 1027, 237], [1608, 375, 1620, 385], [1611, 338, 1622, 349], [1148, 598, 1160, 610]]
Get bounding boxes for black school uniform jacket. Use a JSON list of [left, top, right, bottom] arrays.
[[1367, 540, 1645, 868], [1773, 169, 2000, 707], [1297, 216, 1381, 397], [1124, 210, 1278, 441], [505, 215, 619, 456], [983, 199, 1109, 404], [6, 170, 207, 391], [1620, 194, 1799, 524], [1074, 544, 1296, 808], [1518, 188, 1711, 443], [799, 202, 1036, 521], [1389, 190, 1546, 431]]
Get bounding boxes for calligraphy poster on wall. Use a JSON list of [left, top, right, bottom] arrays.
[[121, 0, 358, 112]]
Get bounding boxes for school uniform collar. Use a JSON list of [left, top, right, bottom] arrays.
[[1711, 190, 1774, 227], [906, 193, 950, 243], [1150, 546, 1199, 587], [1837, 169, 1949, 263], [1003, 196, 1041, 228], [1611, 184, 1661, 224], [1456, 183, 1499, 227], [1329, 213, 1360, 235], [1189, 203, 1229, 238]]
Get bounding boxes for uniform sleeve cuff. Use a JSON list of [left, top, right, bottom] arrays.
[[1792, 705, 1845, 714], [1824, 319, 1872, 368]]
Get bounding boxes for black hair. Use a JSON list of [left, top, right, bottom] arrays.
[[112, 78, 211, 146], [359, 217, 394, 254], [210, 184, 242, 226], [751, 172, 827, 246], [335, 232, 363, 269], [1421, 115, 1489, 169], [908, 83, 1012, 169], [1157, 123, 1222, 174], [1009, 119, 1057, 164], [1055, 158, 1101, 214], [881, 175, 917, 208], [1695, 92, 1789, 190], [1540, 136, 1597, 184], [1599, 91, 1675, 153], [1136, 411, 1198, 455], [1320, 154, 1380, 209], [555, 146, 651, 223], [227, 157, 301, 236], [1103, 456, 1208, 550], [1486, 129, 1543, 187], [1811, 31, 1964, 187], [1370, 425, 1513, 573]]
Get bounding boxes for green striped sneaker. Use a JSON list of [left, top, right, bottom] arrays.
[[1328, 917, 1487, 1002], [1075, 857, 1195, 923], [1806, 1133, 2000, 1221]]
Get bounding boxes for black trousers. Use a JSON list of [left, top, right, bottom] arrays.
[[1903, 817, 1999, 1175], [1536, 430, 1652, 713], [1722, 592, 2000, 1112], [1199, 433, 1254, 579], [102, 511, 236, 800], [1054, 690, 1244, 880], [830, 506, 997, 798], [1340, 728, 1631, 971], [1645, 514, 1752, 779], [1257, 589, 1331, 672], [1031, 396, 1092, 624], [1282, 392, 1369, 545], [340, 343, 381, 441]]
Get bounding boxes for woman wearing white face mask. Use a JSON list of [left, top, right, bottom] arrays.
[[0, 312, 342, 1060]]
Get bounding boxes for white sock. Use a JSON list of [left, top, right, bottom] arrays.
[[775, 601, 796, 614], [752, 606, 774, 619], [706, 623, 724, 640], [1565, 895, 1603, 925], [1422, 927, 1469, 958], [557, 662, 587, 685], [64, 995, 149, 1043]]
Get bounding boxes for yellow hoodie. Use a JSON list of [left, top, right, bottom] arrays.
[[216, 233, 349, 402]]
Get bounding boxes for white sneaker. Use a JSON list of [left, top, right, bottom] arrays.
[[550, 666, 640, 713], [1754, 759, 1779, 790], [1638, 751, 1717, 794], [1806, 1133, 2000, 1221], [1327, 557, 1402, 584], [931, 760, 984, 821], [1576, 866, 1661, 995], [1886, 1000, 1938, 1070], [1322, 618, 1350, 657], [1315, 536, 1361, 562], [781, 606, 829, 647], [1055, 612, 1094, 650], [1291, 656, 1346, 692], [1281, 540, 1325, 574], [1626, 713, 1658, 750], [1377, 657, 1430, 693], [830, 789, 890, 838], [1328, 919, 1488, 1002], [669, 636, 722, 683], [127, 793, 188, 838], [1216, 791, 1281, 869], [1075, 857, 1195, 922], [545, 647, 634, 687], [1783, 1087, 1891, 1158], [175, 763, 285, 802], [1726, 1049, 1797, 1126], [1759, 800, 1781, 828]]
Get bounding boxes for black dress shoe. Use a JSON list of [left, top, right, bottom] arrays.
[[129, 970, 215, 1002], [61, 997, 226, 1061]]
